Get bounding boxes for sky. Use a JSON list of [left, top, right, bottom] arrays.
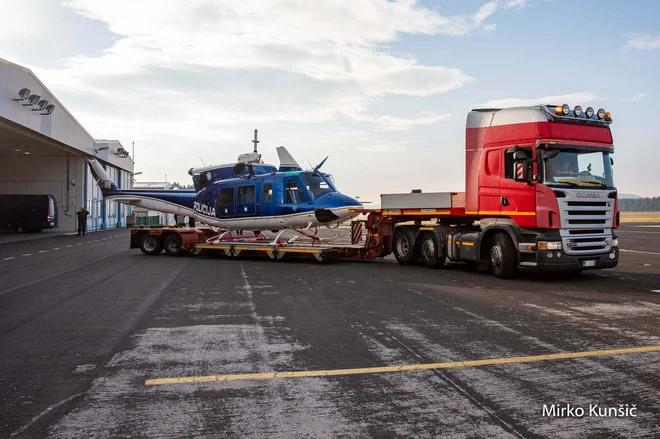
[[1, 0, 659, 200]]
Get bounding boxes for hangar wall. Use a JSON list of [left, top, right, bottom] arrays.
[[0, 154, 85, 231]]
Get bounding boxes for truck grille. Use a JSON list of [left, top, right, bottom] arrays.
[[555, 190, 615, 256]]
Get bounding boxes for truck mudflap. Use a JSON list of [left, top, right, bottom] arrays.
[[518, 247, 619, 272]]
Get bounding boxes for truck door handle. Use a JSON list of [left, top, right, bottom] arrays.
[[500, 197, 509, 206]]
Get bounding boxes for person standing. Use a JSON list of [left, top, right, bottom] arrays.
[[77, 207, 90, 236]]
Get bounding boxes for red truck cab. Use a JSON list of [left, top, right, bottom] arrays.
[[465, 104, 618, 273]]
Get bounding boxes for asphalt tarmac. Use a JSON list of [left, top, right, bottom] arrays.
[[1, 224, 659, 438]]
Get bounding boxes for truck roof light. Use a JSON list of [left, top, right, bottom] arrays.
[[554, 106, 563, 115], [597, 108, 606, 119], [562, 104, 570, 116], [604, 111, 612, 120], [574, 105, 582, 117], [585, 107, 594, 118]]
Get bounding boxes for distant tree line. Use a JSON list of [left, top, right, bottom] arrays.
[[619, 197, 660, 212], [171, 182, 194, 190]]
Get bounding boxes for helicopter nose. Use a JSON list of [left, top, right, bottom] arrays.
[[314, 208, 340, 223], [313, 193, 362, 223]]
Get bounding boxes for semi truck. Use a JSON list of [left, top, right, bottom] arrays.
[[127, 103, 620, 278]]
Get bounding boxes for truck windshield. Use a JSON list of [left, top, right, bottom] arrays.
[[540, 148, 614, 189], [302, 172, 337, 200]]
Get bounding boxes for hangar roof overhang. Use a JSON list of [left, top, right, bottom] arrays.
[[0, 57, 133, 172]]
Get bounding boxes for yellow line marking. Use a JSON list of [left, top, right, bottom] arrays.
[[462, 242, 475, 247], [22, 253, 32, 257], [38, 250, 48, 253], [145, 345, 660, 386], [255, 247, 273, 251], [3, 257, 15, 261], [418, 227, 434, 231]]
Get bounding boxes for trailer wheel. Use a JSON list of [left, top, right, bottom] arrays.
[[419, 232, 445, 269], [393, 227, 416, 265], [17, 224, 27, 233], [164, 234, 184, 256], [490, 232, 517, 279], [140, 234, 163, 255]]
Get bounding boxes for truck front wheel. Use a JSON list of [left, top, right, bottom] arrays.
[[140, 234, 163, 256], [490, 232, 517, 279], [164, 234, 184, 256], [420, 232, 446, 269], [393, 227, 416, 265]]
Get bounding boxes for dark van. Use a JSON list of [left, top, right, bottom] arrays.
[[0, 194, 58, 233]]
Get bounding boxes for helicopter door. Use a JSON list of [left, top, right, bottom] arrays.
[[217, 187, 235, 218], [237, 184, 256, 217], [283, 177, 310, 215]]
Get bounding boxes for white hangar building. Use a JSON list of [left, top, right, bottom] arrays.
[[0, 58, 135, 232]]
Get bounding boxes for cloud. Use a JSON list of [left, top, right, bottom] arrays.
[[476, 92, 603, 108], [624, 34, 660, 51], [28, 0, 534, 131], [356, 142, 409, 153], [630, 93, 648, 101], [504, 0, 529, 9], [360, 113, 453, 131]]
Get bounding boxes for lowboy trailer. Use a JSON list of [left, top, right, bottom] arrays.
[[129, 103, 621, 278]]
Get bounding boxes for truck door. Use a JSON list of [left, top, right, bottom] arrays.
[[501, 146, 536, 227], [479, 148, 502, 215], [217, 186, 235, 218], [237, 184, 256, 217]]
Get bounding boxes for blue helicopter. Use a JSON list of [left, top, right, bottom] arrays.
[[87, 130, 362, 232]]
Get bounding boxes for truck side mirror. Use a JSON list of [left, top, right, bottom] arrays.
[[513, 151, 527, 161], [514, 159, 534, 185]]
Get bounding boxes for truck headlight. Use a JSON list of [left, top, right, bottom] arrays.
[[538, 241, 562, 250], [611, 238, 618, 247]]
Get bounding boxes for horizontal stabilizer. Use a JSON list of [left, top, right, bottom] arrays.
[[277, 146, 302, 172]]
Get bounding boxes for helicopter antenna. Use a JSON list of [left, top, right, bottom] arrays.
[[252, 129, 259, 153]]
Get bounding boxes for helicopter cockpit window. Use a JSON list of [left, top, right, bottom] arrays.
[[302, 173, 336, 200], [286, 181, 309, 204]]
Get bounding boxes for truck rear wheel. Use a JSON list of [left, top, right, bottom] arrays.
[[140, 234, 163, 255], [490, 232, 517, 279], [393, 227, 416, 265], [164, 234, 184, 256], [420, 232, 446, 269]]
